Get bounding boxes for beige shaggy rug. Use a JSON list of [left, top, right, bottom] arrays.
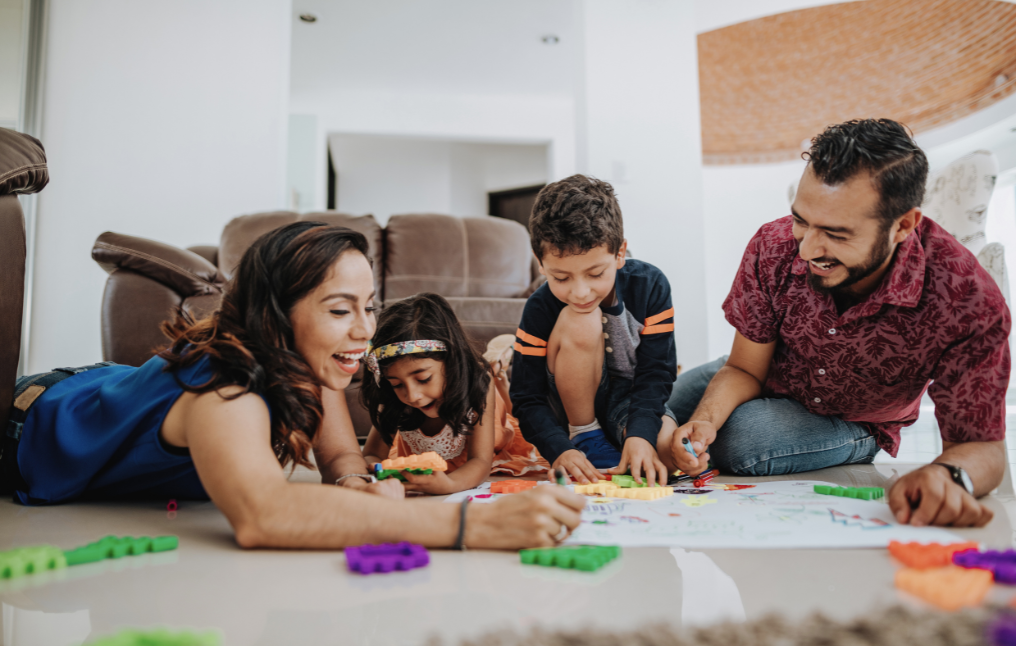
[[431, 605, 1008, 646]]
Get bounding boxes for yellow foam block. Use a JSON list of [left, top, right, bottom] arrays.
[[573, 482, 673, 500]]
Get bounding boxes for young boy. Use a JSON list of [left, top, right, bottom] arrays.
[[509, 174, 678, 486]]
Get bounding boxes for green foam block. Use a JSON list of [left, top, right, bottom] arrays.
[[85, 627, 221, 646], [813, 485, 884, 500], [63, 535, 179, 566], [519, 545, 621, 572], [376, 468, 434, 481], [0, 546, 67, 579]]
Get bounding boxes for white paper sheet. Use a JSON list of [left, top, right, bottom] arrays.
[[445, 480, 962, 549]]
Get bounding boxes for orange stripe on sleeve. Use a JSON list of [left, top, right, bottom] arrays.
[[514, 342, 547, 357], [641, 324, 675, 335], [645, 307, 675, 327], [515, 328, 548, 347]]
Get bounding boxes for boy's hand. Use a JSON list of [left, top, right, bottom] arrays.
[[553, 449, 608, 484], [401, 470, 456, 495], [609, 437, 667, 486], [671, 421, 715, 476]]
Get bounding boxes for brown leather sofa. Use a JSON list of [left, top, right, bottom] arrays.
[[91, 211, 542, 436], [0, 128, 48, 427]]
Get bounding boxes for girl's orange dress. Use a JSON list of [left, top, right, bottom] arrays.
[[388, 375, 548, 476]]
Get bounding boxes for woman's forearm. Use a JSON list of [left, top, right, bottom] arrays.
[[319, 451, 372, 485], [233, 482, 460, 549]]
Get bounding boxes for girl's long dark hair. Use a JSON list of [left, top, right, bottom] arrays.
[[360, 293, 490, 444], [159, 222, 371, 469]]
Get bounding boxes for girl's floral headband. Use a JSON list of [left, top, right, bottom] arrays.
[[363, 339, 448, 384]]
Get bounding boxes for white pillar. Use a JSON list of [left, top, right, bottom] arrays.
[[574, 0, 708, 368]]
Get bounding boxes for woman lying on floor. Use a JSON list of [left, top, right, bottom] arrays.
[[0, 222, 583, 550]]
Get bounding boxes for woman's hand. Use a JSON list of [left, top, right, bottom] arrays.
[[464, 485, 586, 549], [364, 478, 406, 500], [402, 470, 457, 495], [338, 475, 405, 500]]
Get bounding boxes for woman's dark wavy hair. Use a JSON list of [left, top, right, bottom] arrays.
[[159, 222, 371, 469], [803, 118, 929, 230], [360, 293, 490, 445]]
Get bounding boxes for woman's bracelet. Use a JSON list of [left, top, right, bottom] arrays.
[[454, 498, 470, 550], [335, 473, 377, 486]]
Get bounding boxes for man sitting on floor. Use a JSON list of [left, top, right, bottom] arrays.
[[659, 118, 1010, 528]]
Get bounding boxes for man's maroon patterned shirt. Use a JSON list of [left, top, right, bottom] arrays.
[[722, 215, 1010, 456]]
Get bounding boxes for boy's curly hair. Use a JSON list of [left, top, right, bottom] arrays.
[[359, 293, 491, 445], [529, 174, 624, 260]]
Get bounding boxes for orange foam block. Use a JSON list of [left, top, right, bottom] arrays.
[[888, 541, 980, 569], [381, 451, 448, 472], [895, 566, 993, 611], [490, 480, 539, 494]]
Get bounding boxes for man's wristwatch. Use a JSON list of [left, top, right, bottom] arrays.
[[935, 463, 974, 495]]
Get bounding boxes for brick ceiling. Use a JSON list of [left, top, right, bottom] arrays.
[[699, 0, 1016, 165]]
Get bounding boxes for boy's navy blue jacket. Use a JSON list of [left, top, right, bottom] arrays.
[[509, 259, 677, 465]]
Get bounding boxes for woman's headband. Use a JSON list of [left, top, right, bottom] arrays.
[[363, 339, 448, 384]]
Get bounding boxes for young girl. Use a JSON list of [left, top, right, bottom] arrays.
[[361, 293, 548, 495]]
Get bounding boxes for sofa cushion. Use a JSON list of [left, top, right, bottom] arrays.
[[384, 214, 532, 301], [218, 212, 384, 293], [0, 128, 48, 196]]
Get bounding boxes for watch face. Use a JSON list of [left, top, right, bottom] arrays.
[[959, 470, 974, 494]]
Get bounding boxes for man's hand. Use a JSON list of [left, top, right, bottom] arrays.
[[552, 449, 608, 484], [888, 464, 993, 528], [608, 437, 667, 486], [669, 420, 715, 476]]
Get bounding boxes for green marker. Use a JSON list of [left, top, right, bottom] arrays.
[[554, 467, 568, 486]]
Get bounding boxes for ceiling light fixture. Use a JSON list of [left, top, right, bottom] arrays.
[[299, 13, 318, 23], [541, 35, 559, 45]]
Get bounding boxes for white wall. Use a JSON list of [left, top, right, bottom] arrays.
[[575, 0, 708, 369], [286, 114, 318, 212], [328, 134, 548, 224], [702, 160, 806, 360], [0, 0, 24, 127], [29, 0, 292, 372], [295, 92, 573, 213]]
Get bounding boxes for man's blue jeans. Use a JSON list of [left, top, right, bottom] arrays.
[[667, 357, 881, 476]]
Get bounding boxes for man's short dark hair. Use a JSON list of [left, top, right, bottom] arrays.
[[529, 174, 624, 260], [803, 119, 929, 229]]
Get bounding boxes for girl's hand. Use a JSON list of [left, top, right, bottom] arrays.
[[365, 478, 405, 500], [465, 486, 586, 549], [402, 470, 456, 495]]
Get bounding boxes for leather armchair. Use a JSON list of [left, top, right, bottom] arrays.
[[92, 211, 542, 437], [0, 128, 48, 426]]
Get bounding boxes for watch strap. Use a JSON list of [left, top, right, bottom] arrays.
[[935, 463, 971, 494]]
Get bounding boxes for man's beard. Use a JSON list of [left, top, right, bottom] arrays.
[[806, 230, 893, 296]]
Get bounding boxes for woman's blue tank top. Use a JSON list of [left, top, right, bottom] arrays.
[[15, 354, 221, 505]]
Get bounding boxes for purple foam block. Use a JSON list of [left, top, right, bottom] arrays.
[[344, 542, 430, 575], [988, 614, 1016, 646], [953, 549, 1016, 584]]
